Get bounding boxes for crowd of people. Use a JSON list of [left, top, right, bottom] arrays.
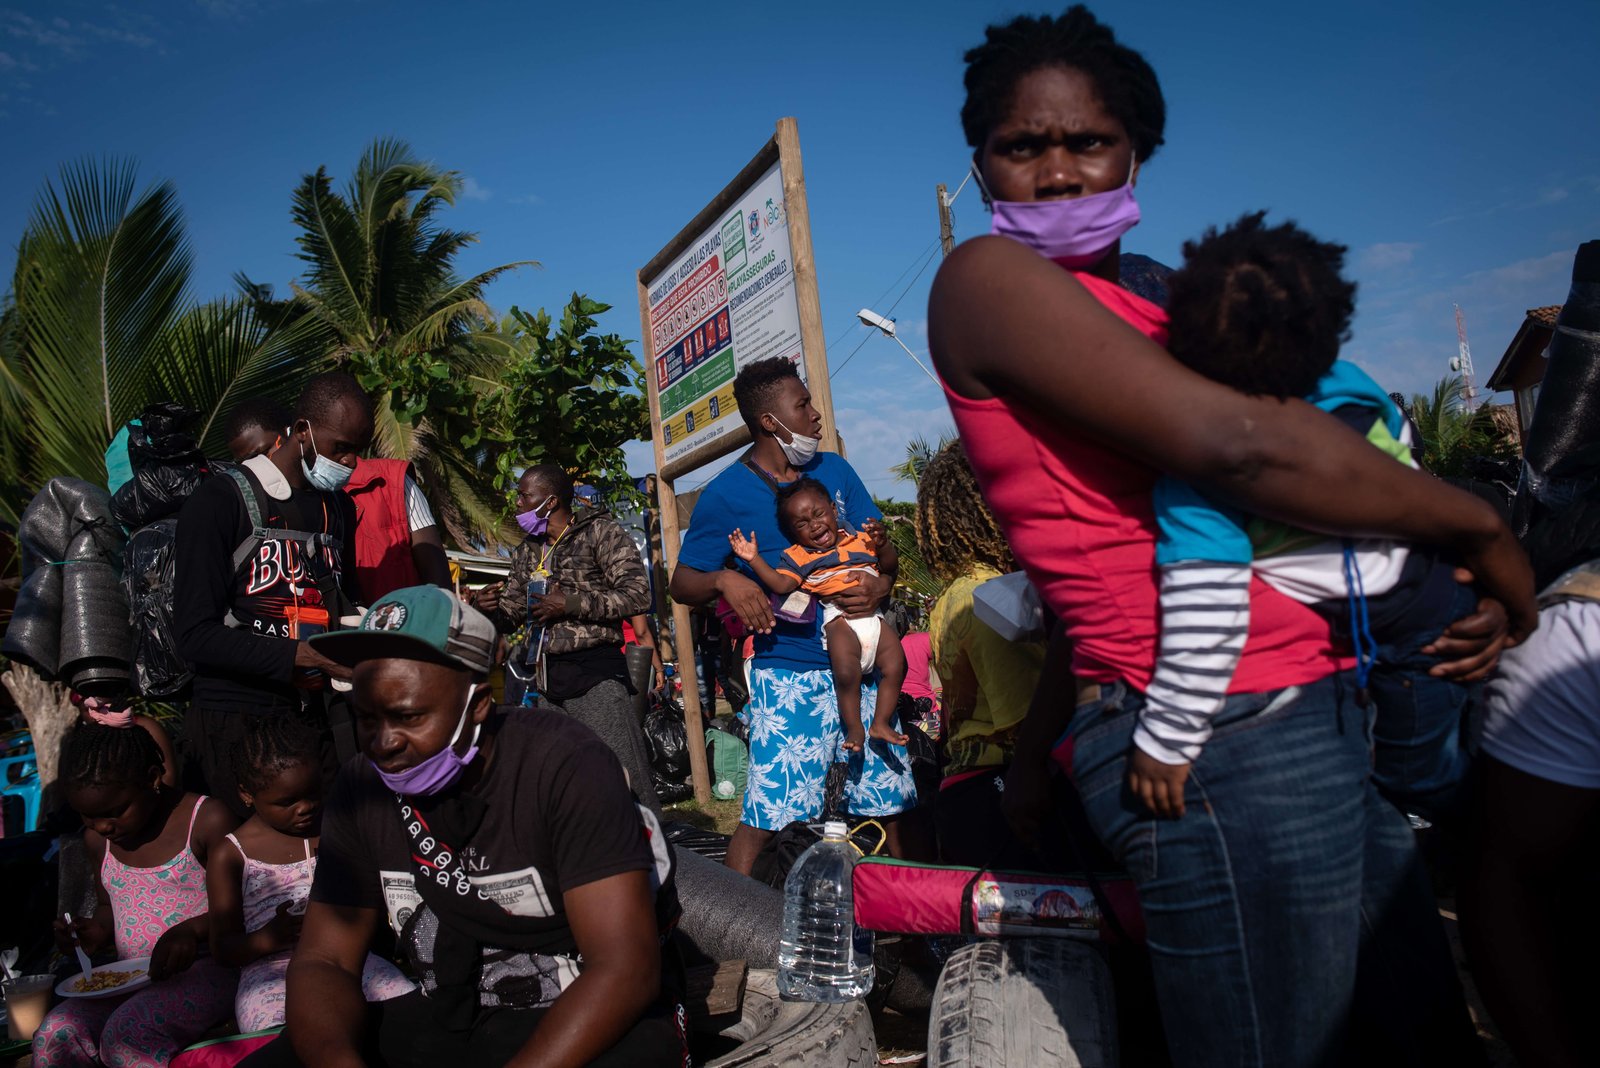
[[12, 5, 1595, 1068]]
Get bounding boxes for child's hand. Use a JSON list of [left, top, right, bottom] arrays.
[[861, 518, 889, 552], [264, 901, 304, 951], [728, 529, 759, 562], [149, 925, 200, 980], [53, 914, 107, 957], [1126, 746, 1191, 819]]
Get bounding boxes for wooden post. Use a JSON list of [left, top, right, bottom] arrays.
[[775, 117, 841, 456], [936, 182, 955, 258], [637, 279, 714, 806]]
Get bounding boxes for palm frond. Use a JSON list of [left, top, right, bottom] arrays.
[[149, 298, 335, 456]]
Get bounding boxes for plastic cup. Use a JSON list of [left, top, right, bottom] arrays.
[[4, 974, 53, 1041]]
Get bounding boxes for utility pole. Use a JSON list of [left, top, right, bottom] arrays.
[[936, 183, 954, 258]]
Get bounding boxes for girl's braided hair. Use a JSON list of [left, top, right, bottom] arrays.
[[61, 721, 164, 788], [961, 6, 1166, 162], [234, 714, 323, 794], [916, 440, 1015, 582]]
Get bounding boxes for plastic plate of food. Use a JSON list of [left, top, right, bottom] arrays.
[[56, 957, 152, 999]]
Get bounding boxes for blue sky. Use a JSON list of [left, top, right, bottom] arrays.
[[3, 0, 1596, 500]]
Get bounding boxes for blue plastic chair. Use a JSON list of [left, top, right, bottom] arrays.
[[0, 730, 41, 837]]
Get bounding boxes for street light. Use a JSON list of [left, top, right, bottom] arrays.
[[856, 307, 939, 385]]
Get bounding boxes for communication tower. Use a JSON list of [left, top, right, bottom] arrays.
[[1449, 304, 1479, 410]]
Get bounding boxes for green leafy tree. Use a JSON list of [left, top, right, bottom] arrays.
[[477, 296, 650, 496], [1407, 375, 1517, 478], [286, 138, 534, 543]]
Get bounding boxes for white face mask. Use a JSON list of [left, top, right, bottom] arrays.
[[769, 415, 819, 467]]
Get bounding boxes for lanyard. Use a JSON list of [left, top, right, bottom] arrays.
[[533, 521, 570, 579]]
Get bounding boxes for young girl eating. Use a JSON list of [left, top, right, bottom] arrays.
[[34, 721, 239, 1068], [729, 476, 908, 752], [206, 715, 413, 1032]]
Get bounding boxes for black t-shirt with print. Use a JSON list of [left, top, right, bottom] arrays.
[[312, 707, 670, 1009]]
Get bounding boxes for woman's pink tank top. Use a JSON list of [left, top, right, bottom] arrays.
[[946, 270, 1346, 693], [101, 795, 211, 960]]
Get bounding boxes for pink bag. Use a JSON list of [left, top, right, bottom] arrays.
[[171, 1028, 282, 1068], [851, 856, 1144, 945]]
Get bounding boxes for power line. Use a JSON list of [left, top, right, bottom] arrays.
[[830, 241, 943, 381], [823, 237, 941, 354]]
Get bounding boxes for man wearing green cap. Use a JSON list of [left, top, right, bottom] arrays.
[[240, 586, 684, 1068]]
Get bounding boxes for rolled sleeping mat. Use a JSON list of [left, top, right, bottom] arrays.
[[55, 480, 132, 681], [672, 845, 783, 971], [57, 550, 132, 676], [0, 565, 64, 676], [1515, 241, 1600, 536], [1, 476, 108, 677]]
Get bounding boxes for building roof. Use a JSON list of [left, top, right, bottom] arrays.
[[1487, 305, 1564, 393], [1526, 305, 1562, 328]]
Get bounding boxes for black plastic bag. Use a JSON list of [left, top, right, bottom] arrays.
[[123, 519, 190, 697], [645, 690, 692, 801], [110, 404, 211, 528]]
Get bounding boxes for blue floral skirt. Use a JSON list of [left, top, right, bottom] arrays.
[[741, 666, 918, 831]]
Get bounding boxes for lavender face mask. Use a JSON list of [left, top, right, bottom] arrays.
[[373, 687, 482, 796], [980, 158, 1141, 269]]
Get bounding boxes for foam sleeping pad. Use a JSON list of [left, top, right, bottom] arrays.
[[1, 478, 130, 686], [672, 845, 783, 971]]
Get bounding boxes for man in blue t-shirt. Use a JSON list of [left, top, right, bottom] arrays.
[[671, 357, 917, 874]]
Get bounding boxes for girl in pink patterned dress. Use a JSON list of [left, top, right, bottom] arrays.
[[35, 722, 239, 1068], [206, 715, 412, 1031]]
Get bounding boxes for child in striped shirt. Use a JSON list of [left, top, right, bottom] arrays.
[[729, 476, 909, 753], [1139, 213, 1477, 822]]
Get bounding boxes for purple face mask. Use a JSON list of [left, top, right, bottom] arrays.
[[373, 687, 482, 796], [515, 494, 558, 537], [983, 159, 1141, 269]]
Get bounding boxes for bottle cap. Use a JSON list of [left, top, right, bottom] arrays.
[[823, 819, 848, 839]]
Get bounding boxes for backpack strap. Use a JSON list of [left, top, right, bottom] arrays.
[[741, 449, 783, 495], [217, 463, 353, 628]]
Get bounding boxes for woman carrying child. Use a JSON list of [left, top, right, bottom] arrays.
[[935, 8, 1533, 1065], [206, 715, 412, 1033], [35, 722, 239, 1068]]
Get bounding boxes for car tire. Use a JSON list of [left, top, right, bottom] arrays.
[[928, 939, 1119, 1068], [704, 969, 877, 1067]]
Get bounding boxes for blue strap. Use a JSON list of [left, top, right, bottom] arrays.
[[1341, 541, 1378, 697]]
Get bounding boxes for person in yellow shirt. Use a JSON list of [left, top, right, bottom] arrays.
[[917, 441, 1048, 867]]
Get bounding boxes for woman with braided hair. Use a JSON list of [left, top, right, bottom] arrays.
[[917, 440, 1051, 867], [931, 7, 1532, 1064]]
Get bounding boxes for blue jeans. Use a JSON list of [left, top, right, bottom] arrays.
[[1067, 674, 1477, 1067], [1364, 574, 1480, 821]]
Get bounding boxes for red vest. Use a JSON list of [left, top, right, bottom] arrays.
[[345, 457, 418, 601]]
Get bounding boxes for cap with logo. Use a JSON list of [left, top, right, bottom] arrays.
[[310, 585, 496, 675]]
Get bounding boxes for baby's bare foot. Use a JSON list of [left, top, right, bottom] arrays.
[[869, 720, 908, 747], [842, 725, 866, 753]]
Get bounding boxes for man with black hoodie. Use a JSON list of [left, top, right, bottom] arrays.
[[471, 465, 660, 814], [174, 372, 373, 815]]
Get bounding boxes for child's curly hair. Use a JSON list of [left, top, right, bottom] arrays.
[[1165, 212, 1357, 399], [916, 440, 1014, 582]]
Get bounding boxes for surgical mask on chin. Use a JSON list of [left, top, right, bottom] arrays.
[[373, 687, 483, 796], [300, 427, 355, 492], [977, 158, 1141, 269], [770, 416, 820, 467]]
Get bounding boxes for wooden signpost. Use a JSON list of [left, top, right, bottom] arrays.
[[637, 117, 838, 805]]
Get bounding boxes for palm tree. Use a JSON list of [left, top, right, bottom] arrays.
[[286, 138, 536, 544], [1408, 375, 1516, 478], [891, 433, 953, 488], [0, 159, 326, 527]]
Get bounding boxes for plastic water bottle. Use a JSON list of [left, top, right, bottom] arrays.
[[777, 820, 874, 1001]]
